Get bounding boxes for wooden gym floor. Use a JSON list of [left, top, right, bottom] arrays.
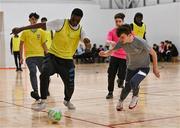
[[0, 62, 179, 128]]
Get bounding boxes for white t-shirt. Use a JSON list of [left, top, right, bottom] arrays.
[[46, 19, 87, 41]]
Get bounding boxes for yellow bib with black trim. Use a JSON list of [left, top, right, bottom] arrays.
[[20, 29, 46, 58], [133, 22, 146, 38], [12, 36, 20, 52], [49, 19, 81, 59]]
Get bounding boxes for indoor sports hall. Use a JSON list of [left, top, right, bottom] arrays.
[[0, 0, 180, 128]]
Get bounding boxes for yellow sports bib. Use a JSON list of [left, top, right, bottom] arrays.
[[49, 19, 81, 59], [20, 29, 46, 58], [133, 22, 146, 38], [12, 36, 20, 52]]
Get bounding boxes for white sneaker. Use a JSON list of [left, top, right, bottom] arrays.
[[129, 96, 138, 109], [32, 99, 41, 104], [63, 100, 76, 110], [32, 100, 46, 111], [116, 100, 123, 111]]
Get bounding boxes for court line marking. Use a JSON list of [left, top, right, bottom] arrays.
[[0, 68, 16, 70], [0, 100, 113, 128], [1, 100, 180, 127], [108, 115, 180, 127]]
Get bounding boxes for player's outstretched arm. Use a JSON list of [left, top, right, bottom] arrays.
[[11, 23, 46, 35], [99, 49, 114, 57], [150, 48, 160, 78], [99, 40, 122, 57]]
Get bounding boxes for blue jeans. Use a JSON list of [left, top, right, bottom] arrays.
[[26, 57, 44, 91], [120, 67, 150, 101]]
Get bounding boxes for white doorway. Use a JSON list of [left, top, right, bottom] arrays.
[[0, 12, 5, 67]]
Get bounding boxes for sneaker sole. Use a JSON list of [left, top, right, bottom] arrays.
[[106, 95, 113, 99], [63, 103, 76, 110], [106, 97, 113, 99], [116, 108, 123, 111], [68, 107, 76, 110], [32, 107, 46, 111], [31, 105, 46, 111], [129, 102, 138, 110]]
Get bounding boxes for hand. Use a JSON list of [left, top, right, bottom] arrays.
[[11, 27, 21, 35], [44, 50, 48, 55], [111, 43, 116, 48], [20, 58, 24, 64], [153, 67, 160, 78], [99, 51, 110, 57]]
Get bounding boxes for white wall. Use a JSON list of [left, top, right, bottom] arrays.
[[0, 3, 104, 67], [0, 2, 180, 67], [125, 3, 180, 46], [178, 3, 180, 47]]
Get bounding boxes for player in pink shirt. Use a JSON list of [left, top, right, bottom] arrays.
[[106, 13, 127, 99]]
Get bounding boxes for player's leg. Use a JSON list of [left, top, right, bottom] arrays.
[[26, 57, 39, 100], [106, 56, 119, 99], [58, 59, 76, 110], [117, 58, 127, 88], [116, 69, 137, 111], [13, 52, 19, 71], [128, 68, 150, 109]]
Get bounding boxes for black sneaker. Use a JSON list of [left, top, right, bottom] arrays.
[[106, 93, 113, 99], [19, 68, 23, 71], [117, 79, 124, 88], [31, 91, 40, 100]]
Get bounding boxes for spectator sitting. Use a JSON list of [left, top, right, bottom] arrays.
[[152, 43, 160, 61], [83, 46, 93, 63], [164, 40, 172, 62], [97, 45, 105, 63], [74, 44, 85, 63], [91, 43, 98, 63], [167, 41, 179, 62], [159, 41, 166, 61]]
